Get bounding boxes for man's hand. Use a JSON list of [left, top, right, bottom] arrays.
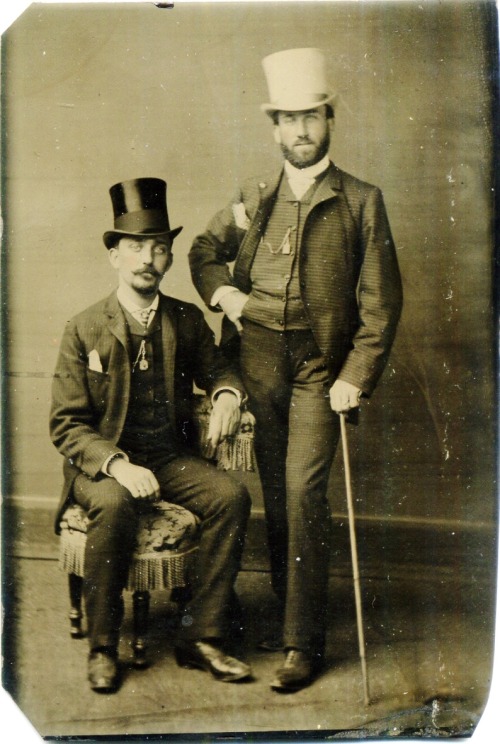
[[329, 380, 362, 413], [205, 392, 241, 459], [108, 458, 160, 500], [218, 290, 249, 333]]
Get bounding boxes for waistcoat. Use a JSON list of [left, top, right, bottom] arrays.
[[118, 308, 178, 468], [242, 175, 322, 331]]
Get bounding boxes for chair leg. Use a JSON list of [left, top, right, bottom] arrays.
[[132, 590, 150, 669], [68, 573, 85, 638], [170, 584, 192, 610]]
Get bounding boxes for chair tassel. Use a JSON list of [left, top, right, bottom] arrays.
[[59, 531, 86, 577], [216, 435, 256, 472]]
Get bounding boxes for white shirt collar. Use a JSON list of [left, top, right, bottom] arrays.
[[117, 287, 159, 320], [284, 155, 330, 182]]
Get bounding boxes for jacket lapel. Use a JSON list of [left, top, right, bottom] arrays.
[[105, 292, 130, 352], [233, 169, 282, 290], [308, 162, 342, 211], [102, 292, 132, 439], [159, 295, 177, 411]]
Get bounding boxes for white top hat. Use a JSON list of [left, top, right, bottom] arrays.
[[261, 47, 335, 115]]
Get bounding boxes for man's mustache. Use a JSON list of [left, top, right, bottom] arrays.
[[134, 268, 162, 278]]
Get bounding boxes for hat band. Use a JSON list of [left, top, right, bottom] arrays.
[[262, 92, 333, 113], [114, 209, 170, 234]]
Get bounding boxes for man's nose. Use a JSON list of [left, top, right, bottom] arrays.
[[140, 244, 155, 263], [295, 117, 308, 137]]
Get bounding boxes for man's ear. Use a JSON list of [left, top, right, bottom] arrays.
[[273, 125, 282, 145], [164, 253, 174, 273], [108, 247, 119, 269]]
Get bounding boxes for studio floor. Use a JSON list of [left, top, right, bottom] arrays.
[[2, 551, 495, 742]]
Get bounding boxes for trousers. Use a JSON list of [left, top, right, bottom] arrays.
[[239, 320, 340, 656], [73, 454, 251, 651]]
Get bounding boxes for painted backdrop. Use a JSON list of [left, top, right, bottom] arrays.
[[2, 2, 497, 535]]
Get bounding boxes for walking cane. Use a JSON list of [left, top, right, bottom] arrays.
[[340, 412, 370, 706]]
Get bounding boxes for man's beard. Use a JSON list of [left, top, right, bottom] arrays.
[[281, 130, 330, 169], [134, 284, 157, 297]]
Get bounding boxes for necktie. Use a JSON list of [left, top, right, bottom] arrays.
[[138, 308, 151, 328], [133, 308, 153, 372]]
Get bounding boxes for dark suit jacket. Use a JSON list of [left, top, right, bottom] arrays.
[[189, 162, 403, 396], [50, 291, 243, 532]]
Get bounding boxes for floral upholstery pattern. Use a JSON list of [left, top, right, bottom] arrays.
[[60, 501, 199, 556], [59, 502, 201, 591]]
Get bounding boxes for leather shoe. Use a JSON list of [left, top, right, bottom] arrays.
[[88, 649, 120, 693], [270, 649, 318, 692], [175, 640, 252, 682]]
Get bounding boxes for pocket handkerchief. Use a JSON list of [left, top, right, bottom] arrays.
[[232, 202, 251, 231], [88, 349, 103, 373]]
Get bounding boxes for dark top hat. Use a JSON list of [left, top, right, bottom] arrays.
[[103, 177, 183, 249]]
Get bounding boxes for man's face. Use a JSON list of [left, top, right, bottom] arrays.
[[108, 236, 173, 298], [274, 106, 332, 169]]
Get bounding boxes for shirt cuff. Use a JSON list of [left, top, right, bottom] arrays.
[[211, 387, 244, 407], [102, 451, 129, 476], [210, 285, 240, 308]]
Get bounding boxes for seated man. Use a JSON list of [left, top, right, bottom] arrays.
[[50, 177, 252, 693]]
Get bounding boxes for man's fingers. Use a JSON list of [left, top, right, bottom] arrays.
[[219, 412, 236, 439], [131, 474, 160, 500], [207, 414, 222, 448], [203, 440, 217, 460], [148, 473, 161, 499], [329, 384, 362, 413], [207, 400, 241, 457], [209, 410, 240, 442], [329, 396, 360, 413]]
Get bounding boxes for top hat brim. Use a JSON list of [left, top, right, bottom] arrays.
[[103, 225, 183, 249], [261, 91, 336, 115]]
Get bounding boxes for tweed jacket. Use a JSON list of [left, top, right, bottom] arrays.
[[189, 162, 403, 396], [50, 291, 243, 532]]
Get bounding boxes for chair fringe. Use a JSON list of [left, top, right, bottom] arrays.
[[59, 529, 198, 592], [126, 546, 198, 592], [60, 531, 86, 577]]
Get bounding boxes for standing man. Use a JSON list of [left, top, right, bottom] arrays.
[[50, 177, 253, 693], [189, 48, 403, 692]]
